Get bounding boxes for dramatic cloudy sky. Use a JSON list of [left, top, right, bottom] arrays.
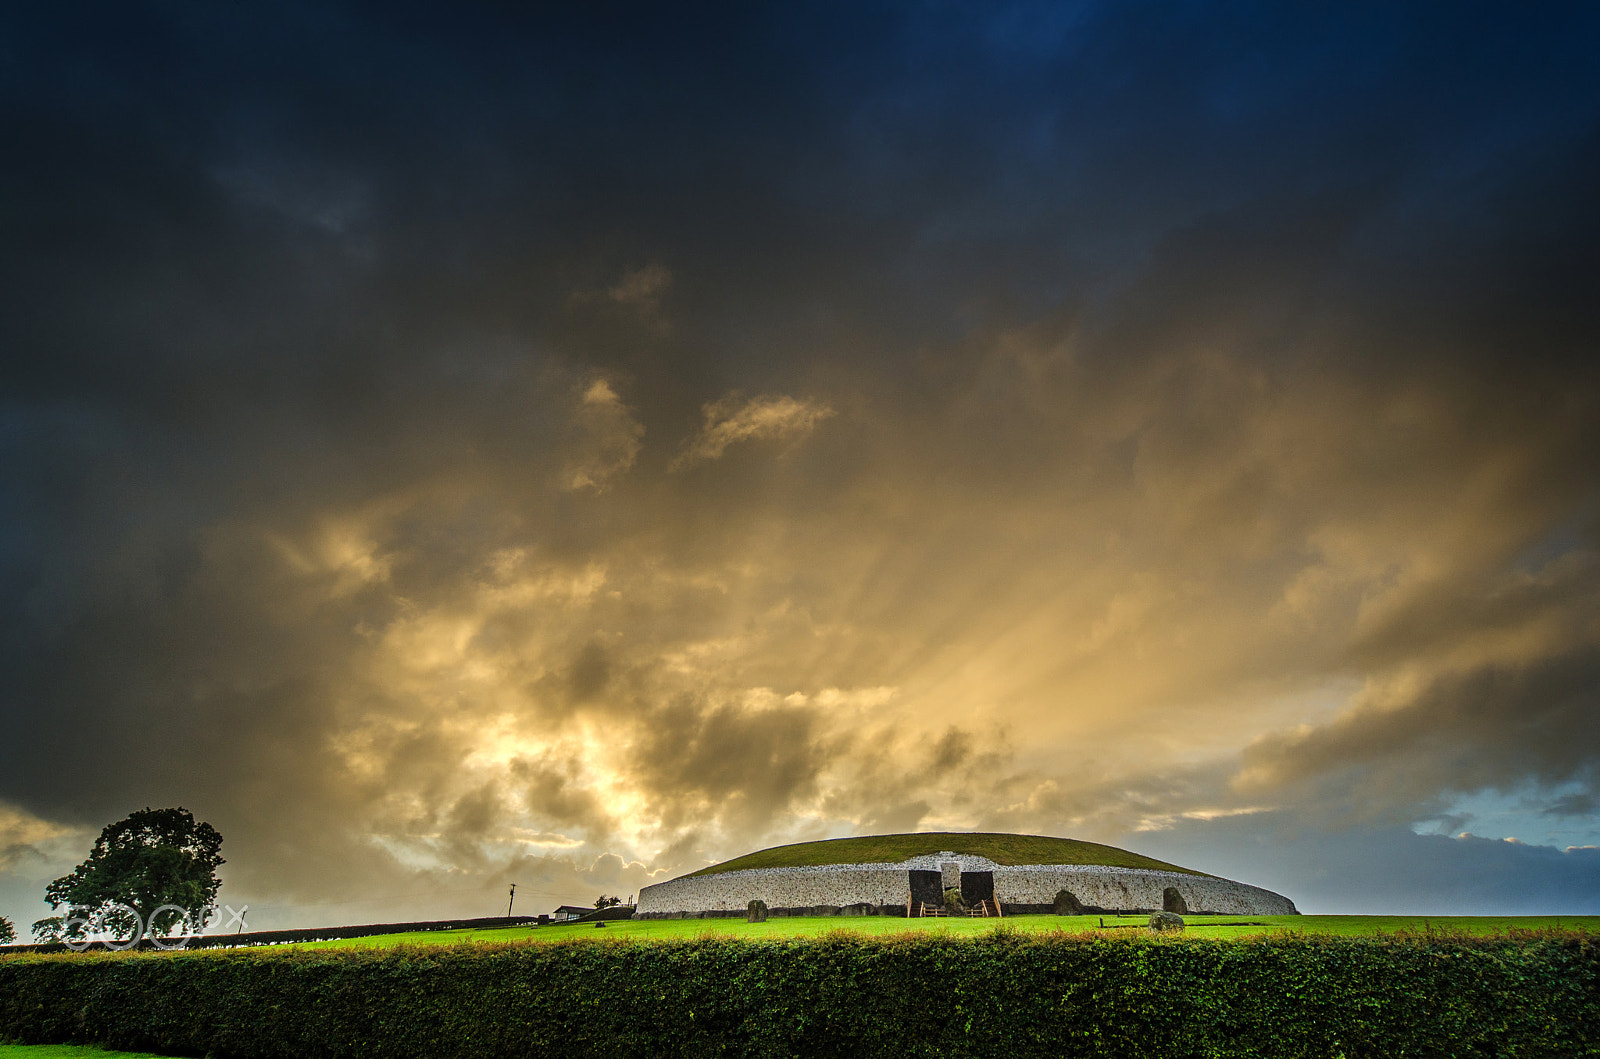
[[4, 2, 1599, 932]]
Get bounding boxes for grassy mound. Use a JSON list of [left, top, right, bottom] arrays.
[[685, 831, 1207, 877]]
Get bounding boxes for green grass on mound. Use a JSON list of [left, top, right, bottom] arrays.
[[684, 831, 1205, 877]]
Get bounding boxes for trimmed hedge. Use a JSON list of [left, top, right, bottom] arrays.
[[1, 930, 1596, 1058]]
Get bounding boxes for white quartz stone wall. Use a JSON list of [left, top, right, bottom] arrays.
[[638, 865, 909, 914], [637, 859, 1297, 916], [993, 865, 1297, 915]]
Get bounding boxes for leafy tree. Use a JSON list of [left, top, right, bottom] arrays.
[[594, 894, 622, 908], [43, 807, 224, 940], [0, 914, 13, 944], [30, 917, 63, 943]]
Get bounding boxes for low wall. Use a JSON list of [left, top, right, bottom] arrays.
[[0, 916, 545, 954], [637, 862, 1297, 917], [995, 866, 1297, 915], [638, 866, 908, 916]]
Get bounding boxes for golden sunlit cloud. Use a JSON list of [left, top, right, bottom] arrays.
[[563, 379, 645, 492], [5, 2, 1599, 929], [671, 394, 837, 469]]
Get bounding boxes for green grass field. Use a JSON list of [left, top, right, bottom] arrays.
[[685, 831, 1204, 876], [0, 1047, 173, 1058], [289, 912, 1599, 949]]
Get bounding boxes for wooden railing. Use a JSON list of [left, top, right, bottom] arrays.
[[908, 897, 1003, 918]]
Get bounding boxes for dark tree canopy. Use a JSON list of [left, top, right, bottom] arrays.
[[0, 914, 14, 944], [43, 807, 224, 939]]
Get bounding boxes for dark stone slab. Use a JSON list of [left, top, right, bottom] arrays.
[[909, 869, 943, 911], [960, 871, 995, 906]]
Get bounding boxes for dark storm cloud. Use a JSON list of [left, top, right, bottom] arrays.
[[1133, 815, 1600, 916], [1239, 647, 1600, 822], [4, 1, 1600, 928], [630, 696, 826, 831], [1545, 792, 1598, 818]]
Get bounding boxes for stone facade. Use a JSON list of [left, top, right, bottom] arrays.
[[636, 852, 1297, 918], [991, 864, 1296, 915], [636, 866, 910, 918]]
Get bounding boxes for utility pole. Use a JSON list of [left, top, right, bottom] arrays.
[[506, 883, 516, 925]]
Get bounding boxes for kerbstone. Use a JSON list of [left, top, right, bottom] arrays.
[[1149, 911, 1186, 932]]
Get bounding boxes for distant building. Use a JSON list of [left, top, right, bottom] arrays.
[[551, 905, 591, 922]]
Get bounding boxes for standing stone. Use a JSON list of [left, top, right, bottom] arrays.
[[1148, 911, 1185, 932], [1053, 889, 1084, 915], [746, 899, 768, 923], [1162, 887, 1189, 914]]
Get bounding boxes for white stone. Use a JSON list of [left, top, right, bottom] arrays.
[[636, 858, 1297, 916]]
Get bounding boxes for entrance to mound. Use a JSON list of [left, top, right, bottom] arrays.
[[960, 870, 994, 908], [908, 869, 942, 912]]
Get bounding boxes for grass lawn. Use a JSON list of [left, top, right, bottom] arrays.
[[290, 912, 1600, 948], [0, 1047, 174, 1058]]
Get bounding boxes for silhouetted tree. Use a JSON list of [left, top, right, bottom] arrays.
[[43, 807, 224, 941], [0, 914, 14, 944], [30, 917, 63, 943], [594, 895, 622, 908]]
